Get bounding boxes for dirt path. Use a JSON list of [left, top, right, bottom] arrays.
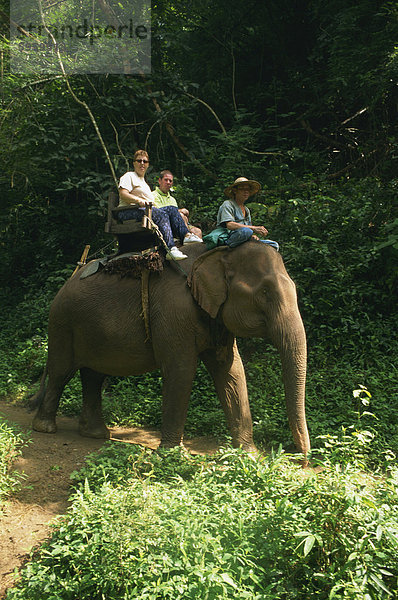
[[0, 401, 220, 598]]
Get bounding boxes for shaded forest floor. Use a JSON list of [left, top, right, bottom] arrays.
[[0, 401, 220, 598]]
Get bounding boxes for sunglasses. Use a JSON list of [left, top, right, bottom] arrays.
[[135, 159, 149, 164]]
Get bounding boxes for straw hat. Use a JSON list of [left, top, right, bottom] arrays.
[[224, 177, 261, 198]]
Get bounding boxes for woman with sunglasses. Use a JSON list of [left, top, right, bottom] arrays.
[[118, 150, 201, 260]]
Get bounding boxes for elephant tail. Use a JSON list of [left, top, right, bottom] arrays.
[[27, 361, 48, 412]]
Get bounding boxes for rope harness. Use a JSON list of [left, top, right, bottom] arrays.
[[138, 213, 190, 339], [144, 212, 190, 278], [140, 268, 151, 342]]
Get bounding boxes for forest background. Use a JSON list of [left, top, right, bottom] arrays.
[[0, 0, 397, 463], [0, 1, 398, 598]]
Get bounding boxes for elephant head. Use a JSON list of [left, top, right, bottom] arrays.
[[188, 242, 310, 457]]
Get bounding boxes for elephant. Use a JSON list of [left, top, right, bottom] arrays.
[[31, 241, 310, 458]]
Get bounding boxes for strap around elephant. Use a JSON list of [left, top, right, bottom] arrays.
[[146, 214, 189, 278]]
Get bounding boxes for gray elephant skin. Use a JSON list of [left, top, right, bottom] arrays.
[[31, 242, 310, 457]]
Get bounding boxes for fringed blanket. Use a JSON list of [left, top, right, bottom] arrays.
[[103, 250, 164, 278], [79, 250, 164, 280]]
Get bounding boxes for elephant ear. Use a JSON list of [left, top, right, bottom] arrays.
[[188, 247, 229, 319]]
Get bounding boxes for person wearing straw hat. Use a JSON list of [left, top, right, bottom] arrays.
[[203, 177, 279, 250]]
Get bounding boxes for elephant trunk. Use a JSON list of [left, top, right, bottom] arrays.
[[274, 314, 310, 459]]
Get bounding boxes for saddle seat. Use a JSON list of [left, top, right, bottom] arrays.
[[105, 191, 160, 253]]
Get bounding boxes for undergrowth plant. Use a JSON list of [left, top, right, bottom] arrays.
[[6, 440, 398, 600], [315, 385, 397, 471], [0, 416, 27, 508]]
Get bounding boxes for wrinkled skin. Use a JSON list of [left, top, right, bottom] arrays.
[[32, 242, 310, 458]]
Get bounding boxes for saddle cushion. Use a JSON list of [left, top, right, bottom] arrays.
[[80, 250, 164, 280]]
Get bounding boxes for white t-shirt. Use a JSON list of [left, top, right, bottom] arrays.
[[118, 171, 153, 206]]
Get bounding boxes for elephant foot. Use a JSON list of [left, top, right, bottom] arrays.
[[158, 438, 185, 450], [158, 442, 189, 456], [289, 454, 309, 469], [232, 437, 258, 455], [284, 443, 310, 468], [159, 428, 185, 449], [239, 443, 259, 455], [79, 422, 111, 440], [32, 416, 57, 434]]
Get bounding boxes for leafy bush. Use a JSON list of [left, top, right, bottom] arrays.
[[6, 446, 398, 600], [0, 416, 28, 507], [70, 444, 207, 492], [242, 338, 398, 462], [268, 179, 397, 349]]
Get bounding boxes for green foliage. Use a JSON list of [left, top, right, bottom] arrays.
[[6, 445, 398, 600], [0, 337, 47, 399], [0, 3, 397, 596], [70, 444, 207, 492], [315, 385, 376, 465], [241, 336, 398, 463], [0, 416, 28, 507], [101, 374, 162, 429]]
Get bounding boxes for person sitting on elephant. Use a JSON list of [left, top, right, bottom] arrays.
[[203, 177, 279, 251], [118, 150, 200, 260], [152, 170, 203, 241]]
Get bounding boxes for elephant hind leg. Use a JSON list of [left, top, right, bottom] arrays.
[[32, 367, 75, 433], [79, 368, 110, 439], [32, 328, 77, 434], [27, 362, 48, 412]]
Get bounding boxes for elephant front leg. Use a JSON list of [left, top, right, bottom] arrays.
[[201, 340, 256, 452], [79, 368, 110, 439], [159, 359, 198, 448]]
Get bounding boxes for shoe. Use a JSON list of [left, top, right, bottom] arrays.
[[183, 233, 203, 244], [166, 246, 188, 260]]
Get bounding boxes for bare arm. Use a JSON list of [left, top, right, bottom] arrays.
[[226, 221, 268, 237], [119, 187, 150, 207]]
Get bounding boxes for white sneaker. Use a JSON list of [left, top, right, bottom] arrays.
[[183, 233, 203, 244], [166, 246, 188, 260]]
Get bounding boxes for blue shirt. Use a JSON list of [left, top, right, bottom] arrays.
[[216, 199, 252, 227]]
